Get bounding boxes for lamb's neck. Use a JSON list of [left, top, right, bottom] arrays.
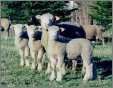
[[15, 36, 21, 42], [48, 39, 57, 45]]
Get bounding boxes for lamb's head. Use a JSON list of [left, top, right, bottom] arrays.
[[26, 25, 42, 38], [47, 26, 65, 40], [35, 13, 60, 30], [11, 24, 26, 37]]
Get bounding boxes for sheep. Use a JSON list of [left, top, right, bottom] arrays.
[[26, 25, 45, 71], [47, 25, 66, 81], [46, 25, 96, 81], [0, 18, 11, 39], [83, 25, 104, 45], [32, 13, 55, 73], [11, 24, 30, 67], [66, 38, 96, 81]]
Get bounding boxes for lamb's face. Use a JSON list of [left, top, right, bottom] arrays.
[[27, 25, 42, 38], [48, 26, 59, 40], [40, 13, 54, 29], [26, 25, 37, 37]]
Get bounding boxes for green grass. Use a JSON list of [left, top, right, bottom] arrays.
[[0, 36, 112, 88]]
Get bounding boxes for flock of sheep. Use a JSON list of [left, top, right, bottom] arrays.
[[0, 13, 105, 82]]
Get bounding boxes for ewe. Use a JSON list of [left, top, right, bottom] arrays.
[[47, 26, 66, 81], [11, 24, 30, 67], [66, 38, 96, 81], [26, 25, 45, 71]]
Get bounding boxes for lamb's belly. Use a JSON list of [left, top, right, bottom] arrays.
[[31, 44, 41, 52], [16, 40, 28, 49], [68, 51, 80, 59]]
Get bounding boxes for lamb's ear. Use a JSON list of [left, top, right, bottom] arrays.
[[54, 16, 60, 21], [59, 27, 65, 32], [35, 15, 41, 20]]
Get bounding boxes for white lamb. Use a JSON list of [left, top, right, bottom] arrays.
[[0, 18, 11, 39], [11, 24, 30, 67], [66, 38, 96, 81], [26, 25, 45, 71], [35, 13, 55, 73], [47, 26, 66, 81]]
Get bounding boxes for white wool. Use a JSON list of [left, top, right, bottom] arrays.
[[13, 24, 30, 67], [26, 25, 45, 71]]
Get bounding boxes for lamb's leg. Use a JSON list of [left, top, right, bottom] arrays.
[[46, 54, 51, 74], [102, 38, 105, 46], [56, 56, 64, 81], [83, 63, 93, 81], [46, 62, 51, 74], [31, 52, 37, 70], [82, 55, 94, 81], [19, 49, 25, 66], [72, 60, 77, 71], [82, 64, 86, 75], [37, 49, 44, 72], [49, 57, 55, 81], [25, 46, 30, 67], [61, 63, 66, 75]]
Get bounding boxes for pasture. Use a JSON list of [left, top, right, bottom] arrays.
[[0, 35, 112, 88]]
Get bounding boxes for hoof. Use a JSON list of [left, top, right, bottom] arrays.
[[20, 62, 24, 67], [45, 69, 51, 74], [56, 78, 62, 82], [49, 75, 55, 81], [31, 64, 36, 70], [38, 67, 42, 72]]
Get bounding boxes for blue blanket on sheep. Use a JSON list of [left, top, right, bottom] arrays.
[[20, 31, 29, 39], [55, 22, 86, 39]]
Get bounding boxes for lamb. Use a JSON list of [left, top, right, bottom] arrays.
[[47, 25, 66, 81], [34, 13, 55, 73], [0, 18, 11, 39], [26, 25, 45, 71], [11, 24, 30, 67], [46, 25, 96, 81], [66, 38, 96, 81]]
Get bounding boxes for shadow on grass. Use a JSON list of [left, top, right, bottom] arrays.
[[94, 57, 112, 79], [64, 57, 112, 80]]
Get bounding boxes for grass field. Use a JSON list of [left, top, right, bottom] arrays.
[[0, 36, 112, 88]]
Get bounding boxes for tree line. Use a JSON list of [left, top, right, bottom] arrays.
[[1, 1, 112, 30]]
